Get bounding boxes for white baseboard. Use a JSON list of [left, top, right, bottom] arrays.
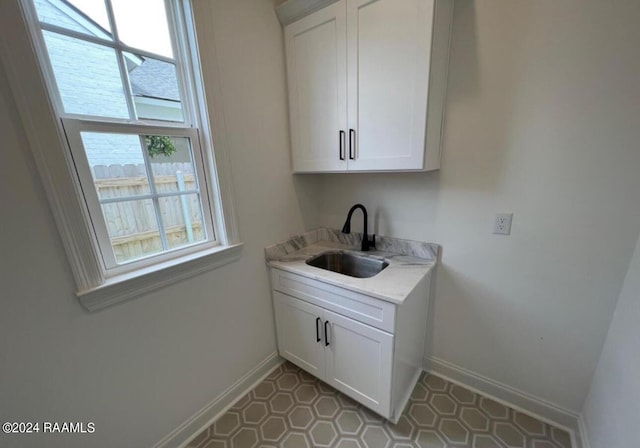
[[153, 352, 283, 448], [425, 356, 583, 448], [577, 414, 591, 448]]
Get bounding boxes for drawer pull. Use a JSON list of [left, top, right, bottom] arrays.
[[316, 317, 321, 343], [324, 320, 330, 346], [349, 129, 356, 160]]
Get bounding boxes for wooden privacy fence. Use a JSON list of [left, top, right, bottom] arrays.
[[92, 163, 205, 263]]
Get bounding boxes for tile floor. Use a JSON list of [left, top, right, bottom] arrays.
[[187, 362, 572, 448]]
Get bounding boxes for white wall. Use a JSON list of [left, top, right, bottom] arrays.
[[582, 235, 640, 448], [312, 0, 640, 412], [2, 1, 640, 446], [0, 1, 317, 447]]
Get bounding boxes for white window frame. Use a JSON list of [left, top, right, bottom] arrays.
[[0, 0, 242, 311], [64, 120, 217, 275]]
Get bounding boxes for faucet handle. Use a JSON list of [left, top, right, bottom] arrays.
[[370, 234, 376, 249]]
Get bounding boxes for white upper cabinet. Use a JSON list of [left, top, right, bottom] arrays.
[[284, 0, 453, 173], [347, 0, 433, 171], [285, 3, 347, 172]]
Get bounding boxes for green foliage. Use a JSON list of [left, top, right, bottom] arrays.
[[145, 135, 177, 158]]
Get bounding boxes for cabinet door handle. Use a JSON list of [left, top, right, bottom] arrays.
[[324, 320, 330, 346], [349, 129, 356, 160], [339, 130, 345, 160], [316, 317, 321, 343]]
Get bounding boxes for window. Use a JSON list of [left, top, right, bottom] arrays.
[[2, 0, 241, 309]]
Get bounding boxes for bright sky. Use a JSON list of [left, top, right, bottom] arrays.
[[68, 0, 174, 58]]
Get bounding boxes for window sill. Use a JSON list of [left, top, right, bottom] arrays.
[[77, 243, 243, 312]]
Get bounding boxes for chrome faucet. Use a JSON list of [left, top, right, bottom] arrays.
[[341, 204, 376, 251]]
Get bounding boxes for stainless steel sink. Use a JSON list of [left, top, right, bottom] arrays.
[[306, 252, 388, 278]]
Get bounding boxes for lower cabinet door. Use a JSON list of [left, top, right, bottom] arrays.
[[323, 309, 394, 418], [273, 292, 325, 379]]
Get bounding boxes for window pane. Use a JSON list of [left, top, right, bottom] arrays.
[[158, 194, 206, 250], [126, 53, 184, 122], [43, 31, 129, 118], [83, 133, 211, 262], [81, 132, 151, 199], [34, 0, 112, 39], [111, 0, 174, 58], [146, 136, 197, 193], [101, 199, 162, 263]]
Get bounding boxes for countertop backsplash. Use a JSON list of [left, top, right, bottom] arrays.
[[265, 228, 439, 262]]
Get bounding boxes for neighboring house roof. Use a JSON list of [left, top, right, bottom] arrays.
[[129, 59, 180, 102]]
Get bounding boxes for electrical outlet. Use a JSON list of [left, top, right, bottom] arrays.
[[494, 213, 513, 235]]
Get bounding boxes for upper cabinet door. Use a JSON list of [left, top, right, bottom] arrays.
[[347, 0, 435, 171], [285, 1, 348, 172]]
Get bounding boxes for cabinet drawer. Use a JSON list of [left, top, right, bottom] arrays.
[[271, 268, 396, 333]]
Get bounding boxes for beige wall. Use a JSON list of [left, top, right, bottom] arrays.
[[0, 1, 318, 447], [311, 0, 640, 411], [582, 233, 640, 447], [2, 1, 640, 446]]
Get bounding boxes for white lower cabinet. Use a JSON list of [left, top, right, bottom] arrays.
[[274, 292, 325, 378], [271, 268, 430, 422], [323, 309, 393, 416]]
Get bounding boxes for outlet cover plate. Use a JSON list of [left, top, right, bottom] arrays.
[[494, 213, 513, 235]]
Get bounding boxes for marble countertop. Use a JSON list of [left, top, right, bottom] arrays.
[[265, 229, 439, 305]]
